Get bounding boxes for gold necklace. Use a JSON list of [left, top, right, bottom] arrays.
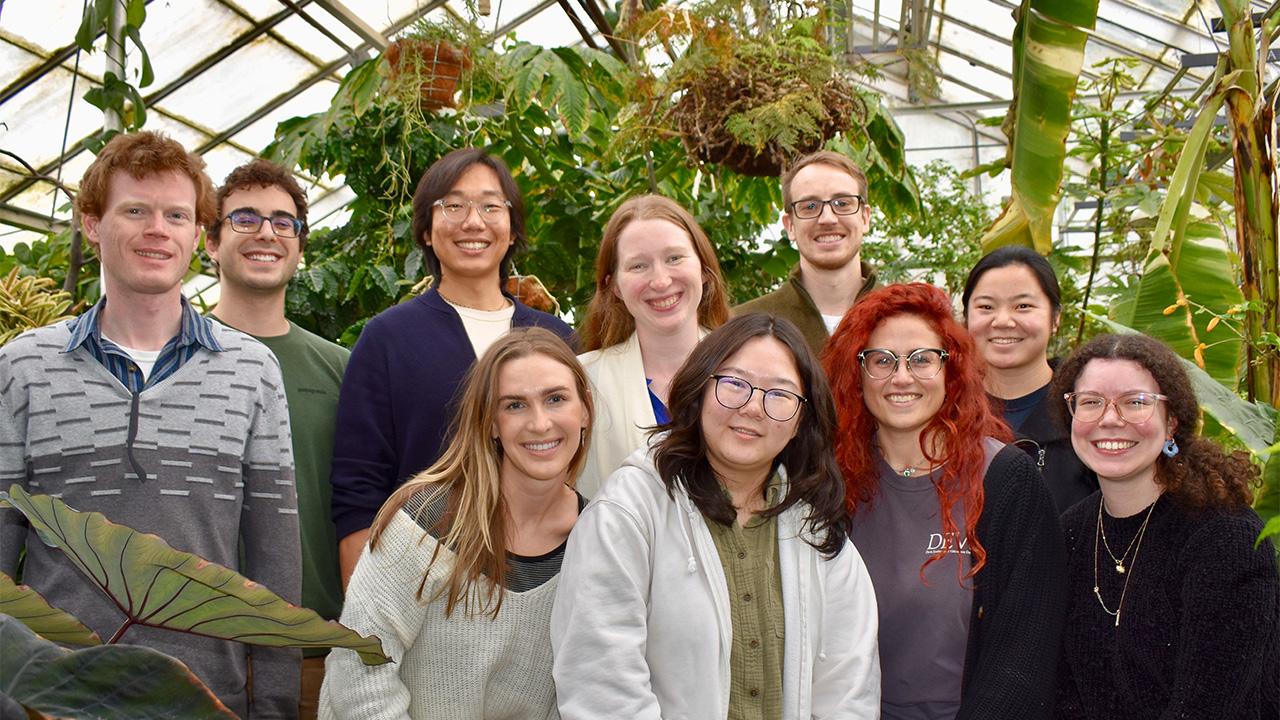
[[1092, 495, 1159, 627], [1097, 499, 1145, 574], [439, 290, 510, 312]]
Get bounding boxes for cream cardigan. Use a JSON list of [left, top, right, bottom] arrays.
[[319, 510, 560, 720]]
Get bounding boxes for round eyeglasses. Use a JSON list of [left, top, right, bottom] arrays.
[[1063, 391, 1168, 424], [433, 198, 512, 224], [789, 194, 866, 220], [709, 374, 807, 422], [224, 209, 304, 239], [857, 348, 949, 380]]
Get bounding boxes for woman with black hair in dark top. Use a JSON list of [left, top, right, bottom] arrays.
[[1050, 333, 1279, 720], [962, 245, 1096, 513]]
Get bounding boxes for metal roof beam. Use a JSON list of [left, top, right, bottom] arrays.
[[310, 0, 389, 50], [194, 3, 440, 155], [0, 0, 160, 106], [487, 0, 560, 41], [0, 201, 70, 234]]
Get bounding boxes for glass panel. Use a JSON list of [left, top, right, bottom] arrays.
[[160, 37, 320, 131]]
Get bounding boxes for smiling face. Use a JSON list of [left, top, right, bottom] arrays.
[[83, 169, 200, 301], [781, 162, 870, 272], [206, 184, 302, 294], [611, 218, 705, 338], [426, 163, 514, 287], [860, 314, 947, 443], [493, 353, 590, 486], [700, 336, 803, 487], [966, 263, 1059, 373], [1069, 358, 1172, 491]]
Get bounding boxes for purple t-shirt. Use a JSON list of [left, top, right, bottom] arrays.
[[850, 455, 977, 720]]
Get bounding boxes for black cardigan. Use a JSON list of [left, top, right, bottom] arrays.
[[1012, 397, 1098, 515], [957, 445, 1068, 720]]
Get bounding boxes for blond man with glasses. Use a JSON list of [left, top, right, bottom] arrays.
[[735, 150, 879, 355]]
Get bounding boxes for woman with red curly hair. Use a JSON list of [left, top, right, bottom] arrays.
[[823, 282, 1067, 720], [1050, 334, 1278, 719]]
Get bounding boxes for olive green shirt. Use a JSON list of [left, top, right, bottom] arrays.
[[732, 261, 878, 357], [706, 476, 786, 720]]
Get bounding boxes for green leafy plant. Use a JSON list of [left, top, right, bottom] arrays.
[[0, 485, 390, 717], [979, 0, 1101, 252], [620, 5, 865, 177], [1, 615, 235, 719], [0, 267, 79, 344], [76, 0, 154, 149]]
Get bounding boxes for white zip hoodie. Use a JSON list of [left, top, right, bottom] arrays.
[[551, 445, 881, 719]]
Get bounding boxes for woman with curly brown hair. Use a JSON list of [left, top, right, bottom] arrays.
[[824, 282, 1066, 720], [1051, 333, 1279, 720]]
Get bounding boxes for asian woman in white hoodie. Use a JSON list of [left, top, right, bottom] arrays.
[[551, 313, 881, 720]]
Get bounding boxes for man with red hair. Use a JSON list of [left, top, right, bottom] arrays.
[[0, 132, 301, 717]]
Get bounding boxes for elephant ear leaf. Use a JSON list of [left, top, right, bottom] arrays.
[[0, 572, 101, 646], [0, 614, 235, 719], [0, 485, 391, 666]]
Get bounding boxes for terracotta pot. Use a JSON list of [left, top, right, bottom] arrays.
[[385, 38, 471, 110]]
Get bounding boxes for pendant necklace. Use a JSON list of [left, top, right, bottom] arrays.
[[1092, 494, 1159, 627]]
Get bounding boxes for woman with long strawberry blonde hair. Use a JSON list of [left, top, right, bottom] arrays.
[[823, 282, 1066, 720]]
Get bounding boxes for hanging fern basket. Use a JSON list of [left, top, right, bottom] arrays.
[[665, 31, 866, 177]]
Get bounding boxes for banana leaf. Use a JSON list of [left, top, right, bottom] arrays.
[[0, 572, 100, 646], [0, 485, 390, 665], [0, 615, 234, 720], [980, 0, 1099, 253], [1111, 221, 1244, 387]]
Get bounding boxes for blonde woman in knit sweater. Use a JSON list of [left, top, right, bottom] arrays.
[[320, 327, 592, 720]]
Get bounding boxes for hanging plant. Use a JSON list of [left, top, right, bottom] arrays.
[[623, 6, 866, 176]]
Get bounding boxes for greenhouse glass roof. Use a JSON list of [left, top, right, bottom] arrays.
[[0, 0, 1270, 246]]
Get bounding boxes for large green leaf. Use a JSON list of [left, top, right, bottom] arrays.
[[0, 615, 234, 719], [0, 573, 100, 646], [0, 485, 390, 665], [1111, 221, 1244, 387], [1090, 313, 1274, 455], [981, 0, 1099, 253]]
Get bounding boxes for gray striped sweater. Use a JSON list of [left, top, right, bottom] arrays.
[[0, 319, 301, 718]]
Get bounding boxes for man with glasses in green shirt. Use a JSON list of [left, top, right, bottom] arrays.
[[734, 150, 879, 355], [206, 159, 350, 719]]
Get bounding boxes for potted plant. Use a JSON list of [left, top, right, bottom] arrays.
[[385, 17, 475, 110], [621, 3, 866, 176]]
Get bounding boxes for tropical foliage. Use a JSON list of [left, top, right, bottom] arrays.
[[0, 486, 390, 717]]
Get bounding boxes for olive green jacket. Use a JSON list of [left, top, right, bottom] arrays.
[[732, 262, 878, 357]]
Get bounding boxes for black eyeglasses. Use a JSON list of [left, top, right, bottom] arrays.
[[708, 374, 807, 422], [789, 194, 866, 220], [857, 348, 949, 380], [224, 209, 304, 239]]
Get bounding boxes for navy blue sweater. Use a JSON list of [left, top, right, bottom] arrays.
[[329, 289, 574, 538]]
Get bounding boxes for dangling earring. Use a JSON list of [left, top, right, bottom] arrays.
[[1162, 437, 1180, 457]]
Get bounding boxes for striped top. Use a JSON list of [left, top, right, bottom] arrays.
[[63, 296, 224, 392]]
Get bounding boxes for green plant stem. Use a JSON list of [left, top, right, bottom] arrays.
[[1079, 113, 1110, 344], [1218, 0, 1279, 405]]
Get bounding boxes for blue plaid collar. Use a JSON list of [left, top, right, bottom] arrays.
[[64, 295, 224, 354]]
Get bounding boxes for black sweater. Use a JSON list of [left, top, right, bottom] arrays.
[[957, 445, 1069, 720], [1056, 493, 1280, 720]]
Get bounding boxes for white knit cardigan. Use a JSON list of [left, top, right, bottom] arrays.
[[319, 510, 561, 720]]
